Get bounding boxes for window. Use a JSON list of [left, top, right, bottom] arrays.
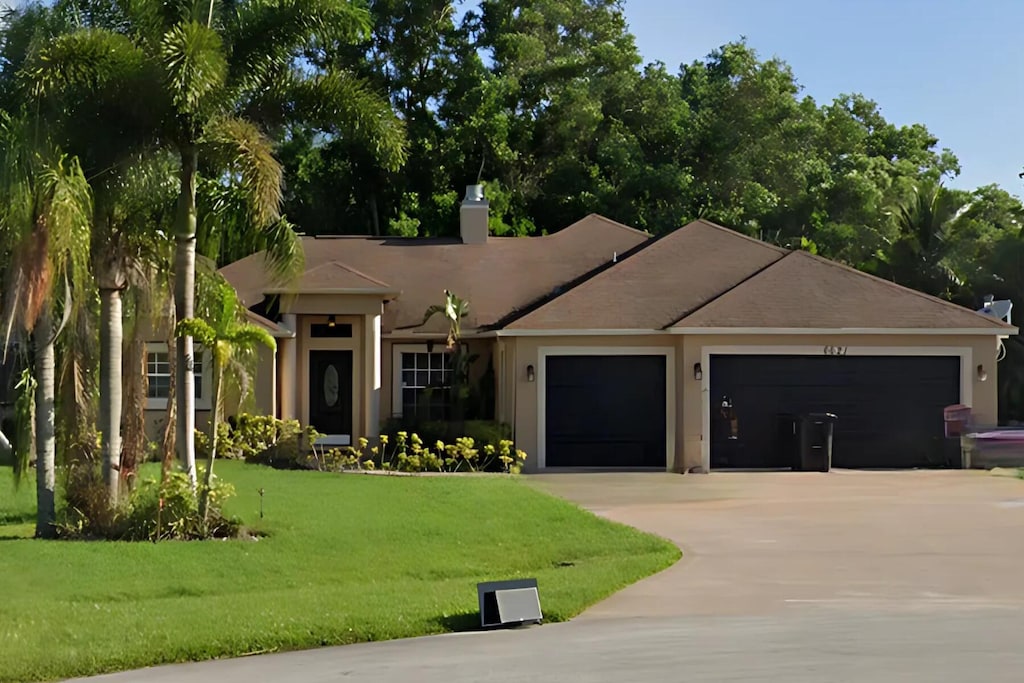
[[145, 343, 209, 409], [310, 323, 353, 338], [146, 351, 171, 400], [400, 351, 451, 420]]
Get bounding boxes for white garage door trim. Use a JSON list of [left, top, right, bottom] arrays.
[[699, 345, 973, 472], [537, 346, 676, 470]]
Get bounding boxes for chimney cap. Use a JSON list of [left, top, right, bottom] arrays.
[[464, 184, 486, 203]]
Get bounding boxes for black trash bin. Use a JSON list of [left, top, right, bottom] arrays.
[[798, 413, 837, 472]]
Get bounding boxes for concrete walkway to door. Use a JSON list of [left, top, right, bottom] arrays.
[[529, 469, 1024, 618]]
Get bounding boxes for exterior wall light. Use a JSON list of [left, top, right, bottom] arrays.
[[526, 364, 536, 382], [977, 364, 988, 382], [693, 362, 703, 381], [327, 315, 336, 328]]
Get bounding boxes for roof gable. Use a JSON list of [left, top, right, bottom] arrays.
[[671, 250, 1014, 331], [506, 219, 787, 330], [266, 261, 396, 295]]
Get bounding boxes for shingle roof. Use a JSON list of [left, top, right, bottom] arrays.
[[265, 261, 397, 295], [671, 249, 1014, 331], [219, 214, 650, 334], [243, 309, 296, 338], [505, 220, 787, 330]]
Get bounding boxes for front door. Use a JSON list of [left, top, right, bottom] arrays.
[[309, 350, 353, 437]]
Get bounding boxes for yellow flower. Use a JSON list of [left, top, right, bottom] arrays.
[[358, 437, 369, 449]]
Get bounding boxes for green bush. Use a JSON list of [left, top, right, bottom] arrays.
[[314, 432, 528, 475], [380, 419, 512, 453], [59, 465, 240, 541], [196, 413, 321, 469]]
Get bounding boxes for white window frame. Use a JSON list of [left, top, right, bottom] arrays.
[[145, 342, 212, 411], [391, 343, 455, 419]]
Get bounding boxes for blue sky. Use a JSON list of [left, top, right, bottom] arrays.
[[624, 0, 1024, 194]]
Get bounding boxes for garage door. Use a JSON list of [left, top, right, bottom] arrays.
[[710, 355, 960, 469], [545, 355, 667, 467]]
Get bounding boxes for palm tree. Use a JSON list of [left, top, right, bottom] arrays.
[[177, 279, 275, 520], [882, 180, 968, 298], [0, 114, 92, 537], [421, 290, 474, 427], [27, 0, 406, 486]]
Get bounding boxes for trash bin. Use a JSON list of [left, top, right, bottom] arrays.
[[943, 404, 971, 438], [798, 413, 837, 472]]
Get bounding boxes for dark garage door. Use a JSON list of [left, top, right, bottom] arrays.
[[710, 355, 960, 469], [545, 355, 667, 467]]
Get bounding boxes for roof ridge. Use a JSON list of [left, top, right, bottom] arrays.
[[684, 219, 790, 255], [665, 249, 796, 328], [326, 260, 393, 288], [793, 250, 1012, 328], [495, 234, 657, 329], [560, 213, 653, 238]]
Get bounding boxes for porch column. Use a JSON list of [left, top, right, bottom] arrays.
[[279, 313, 298, 421], [364, 312, 382, 437]]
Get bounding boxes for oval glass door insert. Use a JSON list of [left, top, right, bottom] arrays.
[[323, 364, 340, 407]]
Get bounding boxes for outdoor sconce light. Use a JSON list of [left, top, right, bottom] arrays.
[[327, 315, 337, 328], [693, 362, 703, 381], [526, 364, 536, 382], [977, 364, 988, 382]]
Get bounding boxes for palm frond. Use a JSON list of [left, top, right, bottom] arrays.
[[201, 116, 281, 226], [264, 68, 407, 171], [227, 323, 276, 353], [26, 27, 147, 98], [176, 317, 217, 347], [160, 19, 227, 118], [225, 0, 371, 96]]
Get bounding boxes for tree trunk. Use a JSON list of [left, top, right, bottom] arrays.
[[161, 294, 177, 479], [198, 360, 222, 522], [369, 193, 380, 236], [174, 145, 198, 488], [33, 311, 56, 539], [99, 285, 123, 503]]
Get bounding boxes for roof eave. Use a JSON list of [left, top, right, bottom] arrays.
[[264, 287, 402, 300], [669, 326, 1018, 336], [495, 328, 668, 337]]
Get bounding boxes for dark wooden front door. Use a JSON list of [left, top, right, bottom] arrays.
[[309, 350, 353, 436]]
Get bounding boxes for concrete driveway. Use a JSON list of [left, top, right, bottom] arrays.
[[530, 469, 1024, 618], [73, 469, 1024, 682]]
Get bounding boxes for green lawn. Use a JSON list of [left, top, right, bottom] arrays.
[[0, 462, 679, 682]]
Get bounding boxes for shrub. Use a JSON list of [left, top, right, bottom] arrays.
[[380, 419, 512, 453], [311, 433, 528, 475], [60, 466, 240, 541], [196, 413, 321, 469]]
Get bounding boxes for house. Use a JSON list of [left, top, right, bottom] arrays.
[[153, 185, 1016, 472]]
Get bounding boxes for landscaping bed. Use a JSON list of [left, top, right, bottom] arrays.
[[0, 461, 679, 682]]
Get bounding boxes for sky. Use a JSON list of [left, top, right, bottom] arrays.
[[622, 0, 1024, 194]]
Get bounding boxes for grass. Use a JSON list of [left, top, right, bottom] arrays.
[[0, 462, 679, 682]]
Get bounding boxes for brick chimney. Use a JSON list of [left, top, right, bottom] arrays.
[[459, 184, 489, 244]]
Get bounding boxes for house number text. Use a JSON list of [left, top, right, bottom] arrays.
[[823, 345, 848, 356]]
